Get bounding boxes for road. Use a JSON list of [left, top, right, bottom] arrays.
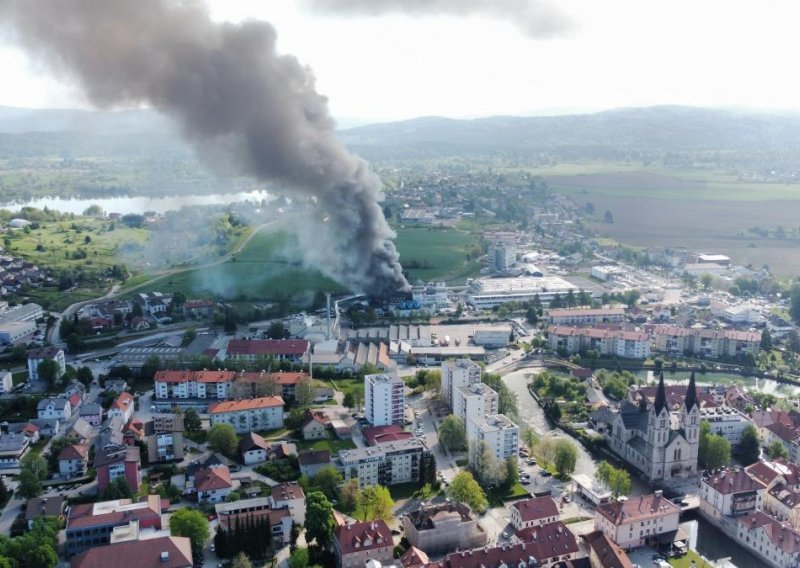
[[47, 220, 279, 347]]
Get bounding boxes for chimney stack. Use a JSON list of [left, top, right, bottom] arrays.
[[326, 293, 332, 340]]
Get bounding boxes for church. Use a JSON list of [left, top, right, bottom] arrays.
[[608, 372, 700, 482]]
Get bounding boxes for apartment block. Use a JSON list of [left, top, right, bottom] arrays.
[[548, 326, 650, 359], [467, 414, 519, 462], [364, 373, 404, 426], [209, 396, 284, 434], [453, 383, 498, 427], [337, 439, 426, 487]]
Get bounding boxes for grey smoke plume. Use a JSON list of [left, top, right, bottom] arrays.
[[0, 0, 409, 295], [305, 0, 570, 38]]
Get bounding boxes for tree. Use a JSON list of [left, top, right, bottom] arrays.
[[170, 509, 210, 550], [76, 365, 94, 387], [295, 376, 315, 407], [738, 424, 761, 466], [17, 468, 42, 499], [699, 421, 732, 471], [553, 439, 577, 476], [595, 461, 631, 498], [305, 491, 334, 546], [761, 329, 773, 352], [789, 330, 800, 354], [313, 465, 343, 500], [533, 437, 557, 469], [521, 427, 539, 451], [289, 547, 309, 568], [37, 359, 61, 386], [266, 321, 288, 339], [285, 408, 306, 431], [504, 456, 519, 489], [700, 273, 714, 290], [140, 355, 162, 381], [448, 471, 488, 514], [208, 423, 239, 458], [603, 210, 614, 223], [438, 415, 467, 452], [101, 477, 133, 501], [338, 478, 360, 512], [232, 552, 253, 568], [357, 485, 394, 521], [184, 408, 202, 432], [769, 440, 789, 460], [469, 440, 503, 486], [419, 451, 437, 488], [343, 392, 356, 410]]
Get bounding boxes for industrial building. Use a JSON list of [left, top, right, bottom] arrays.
[[467, 414, 519, 462], [466, 276, 583, 309]]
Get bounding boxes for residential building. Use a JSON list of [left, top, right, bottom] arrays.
[[441, 359, 481, 409], [488, 241, 517, 272], [225, 339, 309, 362], [298, 449, 331, 477], [0, 370, 12, 394], [64, 419, 93, 444], [195, 465, 233, 503], [548, 307, 625, 325], [272, 371, 309, 402], [651, 325, 760, 359], [153, 370, 236, 406], [301, 412, 328, 440], [209, 396, 284, 434], [25, 495, 66, 529], [509, 496, 560, 531], [37, 397, 71, 420], [548, 326, 651, 359], [270, 482, 306, 525], [215, 498, 293, 546], [746, 458, 800, 492], [608, 372, 699, 482], [240, 432, 271, 465], [334, 519, 394, 568], [27, 346, 65, 382], [766, 483, 800, 530], [582, 531, 634, 568], [95, 445, 141, 494], [700, 468, 764, 522], [59, 444, 89, 479], [466, 276, 582, 309], [401, 501, 487, 555], [0, 433, 30, 467], [763, 419, 800, 465], [66, 495, 163, 556], [594, 491, 681, 550], [453, 383, 498, 427], [337, 439, 427, 487], [364, 373, 404, 427], [467, 414, 519, 462], [700, 406, 751, 448], [70, 535, 192, 568], [108, 392, 134, 423], [736, 510, 800, 568], [146, 414, 185, 463]]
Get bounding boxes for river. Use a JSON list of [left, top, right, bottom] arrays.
[[0, 190, 274, 215]]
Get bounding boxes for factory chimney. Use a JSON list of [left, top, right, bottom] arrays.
[[326, 293, 332, 340]]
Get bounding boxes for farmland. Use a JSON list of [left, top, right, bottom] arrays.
[[543, 167, 800, 277], [394, 226, 481, 284]]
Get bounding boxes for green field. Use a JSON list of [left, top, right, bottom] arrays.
[[394, 226, 480, 284]]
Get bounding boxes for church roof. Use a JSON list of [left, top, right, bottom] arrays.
[[619, 401, 648, 432], [654, 372, 667, 415], [684, 371, 698, 412]]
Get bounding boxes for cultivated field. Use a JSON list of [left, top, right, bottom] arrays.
[[394, 226, 481, 284], [544, 168, 800, 277]]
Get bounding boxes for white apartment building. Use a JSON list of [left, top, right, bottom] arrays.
[[467, 414, 519, 462], [548, 326, 650, 359], [467, 276, 583, 309], [699, 468, 764, 522], [0, 371, 12, 394], [594, 492, 681, 550], [209, 396, 285, 434], [153, 370, 236, 401], [453, 382, 498, 427], [337, 439, 426, 487], [547, 307, 625, 325], [441, 359, 481, 409], [700, 407, 751, 448], [364, 373, 405, 426], [27, 346, 66, 382]]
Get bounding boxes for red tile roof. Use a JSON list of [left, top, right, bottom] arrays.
[[227, 339, 309, 357], [511, 496, 559, 523], [195, 466, 232, 492], [401, 546, 430, 568], [737, 510, 800, 554], [154, 370, 237, 384], [111, 392, 134, 412], [582, 531, 633, 568], [70, 535, 192, 568], [363, 425, 413, 446], [58, 444, 89, 462], [272, 481, 305, 502], [335, 519, 393, 557], [704, 469, 762, 494], [273, 372, 308, 385], [67, 495, 162, 530], [209, 396, 284, 414], [596, 493, 680, 526], [298, 449, 331, 466]]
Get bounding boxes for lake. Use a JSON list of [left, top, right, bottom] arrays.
[[0, 190, 274, 215]]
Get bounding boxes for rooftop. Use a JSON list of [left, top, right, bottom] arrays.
[[511, 496, 559, 523], [272, 481, 304, 502], [195, 465, 232, 492], [335, 519, 393, 556], [209, 396, 284, 414], [226, 339, 309, 356], [596, 492, 680, 525]]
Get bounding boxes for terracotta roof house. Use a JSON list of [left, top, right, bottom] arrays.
[[108, 392, 135, 423], [363, 424, 413, 446], [240, 432, 271, 465], [59, 443, 89, 479], [582, 530, 633, 568], [334, 520, 393, 568], [594, 492, 681, 550], [510, 496, 560, 531], [70, 535, 192, 568], [270, 481, 306, 525], [209, 396, 284, 434]]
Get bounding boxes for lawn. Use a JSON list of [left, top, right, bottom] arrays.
[[330, 377, 364, 404], [295, 434, 356, 454], [669, 549, 710, 568], [394, 226, 481, 284], [487, 482, 529, 507]]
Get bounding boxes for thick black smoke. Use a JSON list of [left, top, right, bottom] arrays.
[[305, 0, 570, 38], [0, 0, 409, 295]]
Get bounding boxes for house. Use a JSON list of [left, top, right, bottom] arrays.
[[298, 449, 331, 477], [270, 482, 306, 525], [68, 393, 83, 412], [65, 418, 94, 444], [273, 371, 309, 402], [108, 392, 135, 423], [224, 339, 310, 362], [37, 397, 72, 420], [736, 510, 800, 567], [0, 433, 30, 468], [582, 531, 634, 568], [59, 444, 89, 479], [240, 432, 271, 465], [209, 396, 284, 434], [105, 380, 128, 395], [594, 491, 682, 551], [700, 467, 764, 521], [30, 417, 59, 437], [766, 483, 800, 530], [401, 501, 487, 555], [7, 421, 41, 444], [65, 382, 86, 400], [70, 535, 192, 568], [334, 519, 393, 568], [95, 445, 141, 494], [301, 412, 328, 440], [27, 346, 66, 382], [79, 403, 103, 426], [195, 465, 233, 503], [66, 495, 164, 556], [215, 497, 293, 546], [509, 496, 560, 531], [25, 495, 67, 529]]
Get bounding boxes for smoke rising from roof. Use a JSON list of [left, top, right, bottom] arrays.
[[0, 0, 409, 295], [305, 0, 571, 38]]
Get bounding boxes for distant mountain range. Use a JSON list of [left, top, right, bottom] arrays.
[[3, 104, 800, 161]]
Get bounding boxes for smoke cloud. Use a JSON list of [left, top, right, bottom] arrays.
[[0, 0, 409, 295], [305, 0, 571, 38]]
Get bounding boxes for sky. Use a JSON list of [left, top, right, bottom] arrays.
[[1, 0, 800, 123]]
